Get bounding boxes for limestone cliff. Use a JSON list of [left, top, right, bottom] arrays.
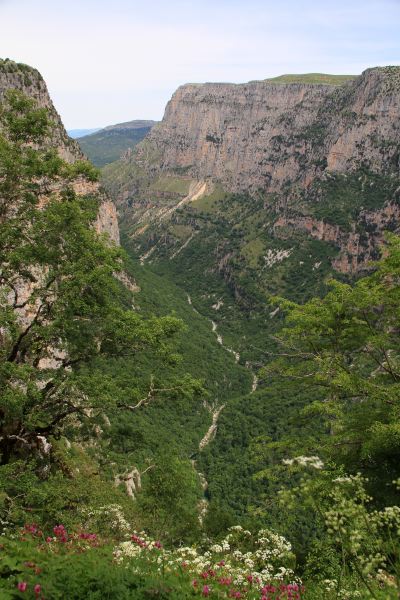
[[103, 67, 400, 277], [0, 58, 119, 244], [128, 67, 400, 194]]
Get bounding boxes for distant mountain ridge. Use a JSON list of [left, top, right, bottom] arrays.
[[103, 119, 157, 131], [77, 119, 157, 167], [68, 128, 101, 138]]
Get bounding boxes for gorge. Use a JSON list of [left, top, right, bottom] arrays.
[[1, 57, 400, 599]]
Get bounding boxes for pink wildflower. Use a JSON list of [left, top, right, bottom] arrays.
[[202, 585, 210, 597], [34, 584, 41, 595], [53, 524, 65, 535], [263, 585, 275, 594], [53, 525, 68, 542], [17, 582, 27, 592], [79, 532, 97, 541], [154, 540, 162, 548], [131, 534, 147, 548], [24, 524, 37, 535]]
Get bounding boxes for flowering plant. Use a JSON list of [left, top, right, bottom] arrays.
[[115, 525, 302, 599]]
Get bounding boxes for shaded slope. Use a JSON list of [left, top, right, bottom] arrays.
[[78, 120, 156, 167]]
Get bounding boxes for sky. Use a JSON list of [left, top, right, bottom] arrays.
[[0, 0, 399, 128]]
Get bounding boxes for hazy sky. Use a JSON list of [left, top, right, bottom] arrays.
[[1, 0, 399, 128]]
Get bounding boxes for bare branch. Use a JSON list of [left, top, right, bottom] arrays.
[[118, 375, 183, 411]]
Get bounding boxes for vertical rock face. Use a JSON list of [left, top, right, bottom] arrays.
[[101, 66, 400, 278], [320, 68, 400, 176], [95, 198, 120, 244], [140, 80, 332, 192], [0, 59, 81, 163], [0, 58, 119, 244], [131, 67, 400, 193]]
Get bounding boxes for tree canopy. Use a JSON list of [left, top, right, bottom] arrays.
[[264, 235, 400, 493], [0, 90, 186, 467]]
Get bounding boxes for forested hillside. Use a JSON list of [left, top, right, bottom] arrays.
[[77, 120, 156, 167]]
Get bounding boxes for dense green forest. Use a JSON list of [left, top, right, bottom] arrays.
[[1, 92, 399, 599]]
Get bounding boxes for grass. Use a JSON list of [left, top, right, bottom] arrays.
[[191, 184, 227, 212], [264, 73, 357, 85], [101, 160, 149, 197], [150, 175, 193, 195], [169, 224, 194, 239], [241, 238, 265, 268]]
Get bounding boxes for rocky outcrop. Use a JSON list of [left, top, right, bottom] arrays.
[[274, 200, 400, 273], [130, 67, 400, 194], [0, 59, 81, 163], [95, 197, 120, 245], [0, 58, 119, 244]]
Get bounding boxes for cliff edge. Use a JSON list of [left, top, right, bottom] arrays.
[[0, 58, 119, 244]]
